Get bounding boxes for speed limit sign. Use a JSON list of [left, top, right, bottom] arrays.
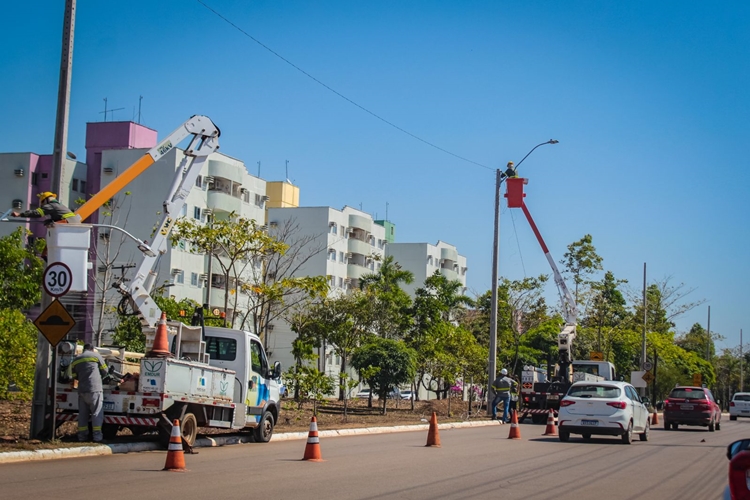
[[43, 262, 73, 297]]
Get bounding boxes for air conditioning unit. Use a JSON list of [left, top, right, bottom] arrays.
[[266, 324, 274, 332], [329, 222, 336, 227], [103, 167, 114, 174], [171, 268, 182, 275], [12, 199, 22, 210], [98, 231, 110, 241], [14, 168, 24, 177], [202, 208, 212, 216], [344, 278, 351, 284], [97, 265, 108, 273], [199, 274, 208, 281], [346, 252, 352, 258], [240, 187, 248, 194], [259, 224, 268, 231], [204, 176, 215, 184], [262, 195, 270, 202]]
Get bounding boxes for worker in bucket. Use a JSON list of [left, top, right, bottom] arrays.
[[12, 192, 75, 225], [491, 368, 518, 423], [69, 343, 109, 442]]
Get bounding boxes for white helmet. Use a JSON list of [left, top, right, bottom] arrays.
[[500, 368, 508, 375]]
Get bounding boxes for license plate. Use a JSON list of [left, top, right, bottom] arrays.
[[548, 395, 559, 400], [581, 420, 598, 426], [742, 410, 750, 414], [680, 404, 694, 410], [103, 401, 115, 411]]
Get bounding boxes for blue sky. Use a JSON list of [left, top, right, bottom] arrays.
[[2, 1, 749, 350]]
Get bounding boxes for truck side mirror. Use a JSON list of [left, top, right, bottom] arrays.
[[272, 361, 282, 380]]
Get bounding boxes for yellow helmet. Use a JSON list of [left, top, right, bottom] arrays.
[[37, 192, 57, 202]]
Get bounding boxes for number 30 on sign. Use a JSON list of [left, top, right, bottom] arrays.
[[43, 262, 73, 297]]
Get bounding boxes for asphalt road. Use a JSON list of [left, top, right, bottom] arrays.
[[1, 419, 744, 500]]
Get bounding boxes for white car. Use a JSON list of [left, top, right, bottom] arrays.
[[729, 392, 750, 420], [400, 390, 414, 400], [557, 380, 651, 444]]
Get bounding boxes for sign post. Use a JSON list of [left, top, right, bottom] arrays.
[[34, 299, 76, 440]]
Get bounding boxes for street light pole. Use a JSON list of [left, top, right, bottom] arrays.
[[487, 139, 558, 415]]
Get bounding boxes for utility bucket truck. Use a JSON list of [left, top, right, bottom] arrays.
[[50, 116, 282, 446], [505, 178, 616, 423]]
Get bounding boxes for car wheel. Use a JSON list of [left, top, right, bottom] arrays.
[[730, 415, 738, 421], [559, 431, 570, 442], [672, 423, 678, 430], [664, 420, 670, 431], [640, 420, 650, 442], [621, 421, 632, 445], [582, 433, 591, 440], [708, 419, 715, 432], [716, 421, 721, 431]]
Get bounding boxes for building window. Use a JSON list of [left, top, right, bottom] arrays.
[[338, 277, 343, 288], [243, 191, 250, 203], [180, 204, 187, 217], [427, 256, 433, 265], [41, 173, 48, 179], [369, 236, 375, 246], [191, 272, 199, 286], [80, 181, 86, 193], [175, 271, 185, 284], [329, 223, 337, 235], [195, 176, 202, 188], [328, 249, 337, 261], [339, 251, 344, 262], [31, 173, 38, 186], [72, 179, 78, 191], [193, 207, 201, 220], [327, 275, 335, 287]]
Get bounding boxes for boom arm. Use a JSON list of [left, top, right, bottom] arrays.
[[518, 201, 578, 369], [83, 116, 220, 328]]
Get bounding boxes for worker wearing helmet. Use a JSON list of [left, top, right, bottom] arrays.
[[491, 368, 518, 423], [12, 192, 75, 224], [68, 343, 109, 442]]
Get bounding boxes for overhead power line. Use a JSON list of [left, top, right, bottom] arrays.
[[196, 0, 493, 171]]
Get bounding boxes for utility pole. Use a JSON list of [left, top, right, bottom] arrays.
[[706, 306, 711, 361], [741, 329, 744, 392], [31, 0, 76, 440], [640, 263, 647, 397]]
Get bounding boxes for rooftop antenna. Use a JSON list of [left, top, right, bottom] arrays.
[[359, 202, 363, 211], [386, 202, 389, 221], [257, 161, 261, 177], [137, 95, 143, 124], [100, 98, 124, 122], [285, 160, 290, 183]]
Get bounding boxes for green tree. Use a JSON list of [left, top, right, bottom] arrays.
[[172, 213, 286, 328], [0, 309, 38, 400], [560, 234, 603, 310], [351, 337, 416, 415], [359, 256, 414, 339], [585, 270, 629, 352], [0, 227, 45, 310]]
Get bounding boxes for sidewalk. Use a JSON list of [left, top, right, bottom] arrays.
[[0, 419, 501, 465]]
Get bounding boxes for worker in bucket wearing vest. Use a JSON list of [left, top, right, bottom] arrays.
[[491, 369, 518, 423], [69, 343, 109, 442], [12, 192, 75, 225]]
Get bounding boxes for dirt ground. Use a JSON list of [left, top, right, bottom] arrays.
[[0, 397, 487, 452]]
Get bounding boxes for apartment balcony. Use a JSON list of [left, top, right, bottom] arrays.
[[207, 190, 242, 213], [348, 213, 372, 233], [441, 247, 458, 263], [347, 237, 371, 256], [208, 160, 244, 184], [347, 263, 372, 280], [440, 267, 458, 281]]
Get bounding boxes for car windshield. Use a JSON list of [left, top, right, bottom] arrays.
[[734, 394, 750, 402], [572, 364, 600, 376], [568, 385, 620, 398], [669, 389, 706, 400]]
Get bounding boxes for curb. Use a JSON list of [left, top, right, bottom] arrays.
[[0, 419, 500, 465]]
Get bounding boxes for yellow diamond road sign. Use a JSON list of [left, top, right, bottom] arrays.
[[34, 299, 76, 347], [642, 371, 654, 383], [590, 351, 604, 361]]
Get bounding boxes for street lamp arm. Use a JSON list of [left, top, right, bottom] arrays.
[[90, 223, 156, 257], [514, 139, 559, 171]]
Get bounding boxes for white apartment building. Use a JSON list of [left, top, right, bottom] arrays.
[[265, 205, 387, 379], [93, 147, 268, 340], [385, 240, 468, 297]]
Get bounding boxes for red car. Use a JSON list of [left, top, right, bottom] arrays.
[[663, 386, 721, 431]]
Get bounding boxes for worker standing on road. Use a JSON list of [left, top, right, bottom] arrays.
[[491, 369, 518, 423], [69, 343, 109, 442], [12, 192, 75, 224]]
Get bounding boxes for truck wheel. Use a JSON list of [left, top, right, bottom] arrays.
[[582, 433, 591, 440], [559, 431, 570, 442], [102, 423, 120, 440], [180, 413, 199, 446], [716, 421, 721, 431], [621, 422, 632, 444], [254, 411, 274, 443], [532, 414, 547, 425], [731, 415, 738, 421], [663, 421, 670, 431]]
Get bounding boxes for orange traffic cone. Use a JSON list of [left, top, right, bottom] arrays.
[[302, 416, 324, 461], [147, 312, 171, 357], [543, 409, 558, 436], [425, 412, 441, 447], [651, 411, 659, 425], [163, 419, 186, 471], [508, 410, 522, 440]]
